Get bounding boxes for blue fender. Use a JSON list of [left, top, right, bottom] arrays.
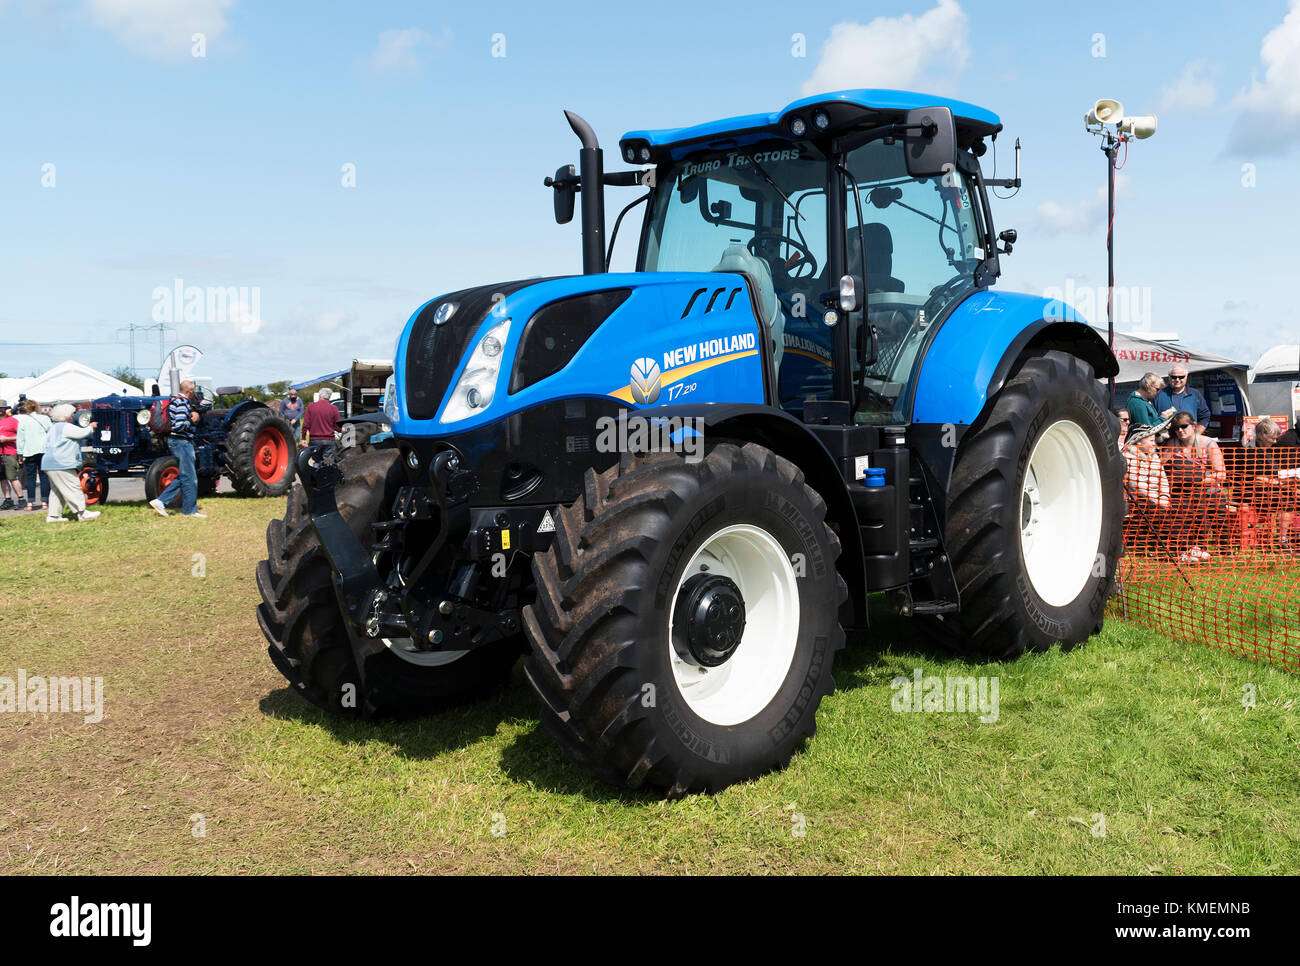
[[909, 291, 1117, 426]]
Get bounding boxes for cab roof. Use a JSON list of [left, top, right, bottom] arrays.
[[620, 89, 1001, 164]]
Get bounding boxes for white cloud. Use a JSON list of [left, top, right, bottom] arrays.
[[1158, 59, 1217, 112], [801, 0, 969, 96], [1035, 175, 1129, 236], [1230, 0, 1300, 155], [86, 0, 232, 60], [366, 27, 448, 76]]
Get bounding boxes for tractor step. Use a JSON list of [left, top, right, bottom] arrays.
[[909, 600, 958, 616]]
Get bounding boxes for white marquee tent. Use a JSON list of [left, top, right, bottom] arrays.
[[0, 359, 139, 405]]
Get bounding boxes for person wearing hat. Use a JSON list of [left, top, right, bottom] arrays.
[[0, 400, 22, 510]]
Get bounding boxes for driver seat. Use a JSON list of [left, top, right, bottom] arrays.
[[847, 223, 905, 293], [713, 244, 785, 368]]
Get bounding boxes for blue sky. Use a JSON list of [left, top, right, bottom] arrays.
[[1, 0, 1297, 386]]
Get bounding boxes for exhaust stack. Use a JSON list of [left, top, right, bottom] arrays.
[[564, 111, 606, 275]]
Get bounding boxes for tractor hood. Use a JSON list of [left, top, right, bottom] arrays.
[[392, 273, 768, 436]]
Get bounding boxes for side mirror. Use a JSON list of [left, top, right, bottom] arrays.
[[548, 164, 577, 224], [903, 106, 957, 179]]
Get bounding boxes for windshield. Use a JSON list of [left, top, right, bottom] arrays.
[[843, 139, 983, 423], [643, 137, 985, 420]]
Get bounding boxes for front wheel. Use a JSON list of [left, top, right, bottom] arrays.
[[523, 443, 846, 795], [144, 456, 181, 506], [941, 350, 1123, 658], [79, 467, 108, 505]]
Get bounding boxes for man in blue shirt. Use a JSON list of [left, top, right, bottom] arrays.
[[1154, 366, 1211, 435]]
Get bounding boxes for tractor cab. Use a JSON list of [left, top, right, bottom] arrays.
[[621, 91, 1004, 424]]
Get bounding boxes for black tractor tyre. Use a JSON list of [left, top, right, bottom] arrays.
[[144, 456, 181, 506], [523, 442, 847, 796], [227, 406, 298, 497], [256, 442, 524, 718], [938, 350, 1123, 659]]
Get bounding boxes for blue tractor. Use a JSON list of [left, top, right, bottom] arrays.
[[258, 91, 1122, 794], [78, 392, 297, 506]]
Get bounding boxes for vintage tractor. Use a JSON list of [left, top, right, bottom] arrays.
[[257, 90, 1122, 794], [77, 391, 297, 505]]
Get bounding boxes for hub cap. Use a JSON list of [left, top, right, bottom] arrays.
[[667, 523, 799, 726], [1020, 419, 1103, 607]]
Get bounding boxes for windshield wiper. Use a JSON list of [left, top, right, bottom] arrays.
[[733, 147, 804, 223]]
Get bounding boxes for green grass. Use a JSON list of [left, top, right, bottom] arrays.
[[1, 495, 1298, 874]]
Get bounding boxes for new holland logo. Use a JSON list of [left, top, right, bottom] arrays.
[[433, 302, 458, 326], [630, 357, 661, 404]]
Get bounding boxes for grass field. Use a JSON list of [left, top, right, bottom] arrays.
[[2, 494, 1298, 874]]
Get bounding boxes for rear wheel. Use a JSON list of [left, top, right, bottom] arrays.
[[228, 407, 297, 497], [79, 467, 108, 505], [256, 443, 523, 717], [941, 350, 1123, 658], [144, 457, 181, 506], [523, 443, 846, 795]]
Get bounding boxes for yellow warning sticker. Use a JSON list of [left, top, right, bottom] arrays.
[[501, 529, 511, 550]]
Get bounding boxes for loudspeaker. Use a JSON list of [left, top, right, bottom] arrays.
[[1085, 98, 1125, 126], [1120, 115, 1158, 139]]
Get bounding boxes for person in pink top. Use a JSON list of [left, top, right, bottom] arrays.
[[0, 400, 22, 510]]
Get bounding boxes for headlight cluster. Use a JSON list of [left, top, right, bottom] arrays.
[[440, 318, 511, 424], [136, 409, 151, 426], [75, 410, 92, 428], [382, 373, 399, 422]]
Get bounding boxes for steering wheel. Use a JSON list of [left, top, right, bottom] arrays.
[[748, 232, 818, 279], [919, 274, 974, 325]]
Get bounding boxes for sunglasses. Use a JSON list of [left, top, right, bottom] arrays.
[[1169, 375, 1187, 381], [1175, 423, 1194, 431]]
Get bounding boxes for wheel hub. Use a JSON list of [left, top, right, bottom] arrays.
[[672, 573, 747, 667]]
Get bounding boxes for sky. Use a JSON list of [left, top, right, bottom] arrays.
[[0, 0, 1297, 387]]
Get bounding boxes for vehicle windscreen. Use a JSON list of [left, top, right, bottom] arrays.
[[843, 140, 984, 423]]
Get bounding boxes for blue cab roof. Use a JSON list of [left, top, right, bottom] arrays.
[[620, 89, 1001, 161]]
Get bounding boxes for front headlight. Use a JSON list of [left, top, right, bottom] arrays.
[[439, 318, 511, 424], [382, 373, 399, 422], [75, 410, 92, 428], [136, 409, 151, 426]]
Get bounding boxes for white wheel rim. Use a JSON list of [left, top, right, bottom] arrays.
[[1020, 419, 1103, 607], [667, 523, 800, 726], [383, 635, 468, 667]]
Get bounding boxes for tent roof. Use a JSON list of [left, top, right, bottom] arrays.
[[0, 359, 138, 404], [1252, 344, 1300, 376], [1100, 330, 1248, 384]]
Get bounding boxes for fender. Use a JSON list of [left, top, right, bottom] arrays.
[[221, 399, 268, 429], [636, 402, 868, 628], [910, 290, 1117, 426]]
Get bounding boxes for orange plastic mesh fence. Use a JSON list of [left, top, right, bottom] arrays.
[[1109, 437, 1300, 672]]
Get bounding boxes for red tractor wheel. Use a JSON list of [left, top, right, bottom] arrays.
[[79, 467, 109, 505], [228, 407, 297, 497], [253, 426, 290, 485], [144, 457, 182, 507]]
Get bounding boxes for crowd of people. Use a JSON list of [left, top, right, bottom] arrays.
[[1119, 367, 1299, 562]]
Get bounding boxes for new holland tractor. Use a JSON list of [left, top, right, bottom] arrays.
[[257, 90, 1122, 794]]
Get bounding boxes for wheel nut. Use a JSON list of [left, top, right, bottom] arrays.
[[438, 600, 454, 616], [428, 629, 443, 645]]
